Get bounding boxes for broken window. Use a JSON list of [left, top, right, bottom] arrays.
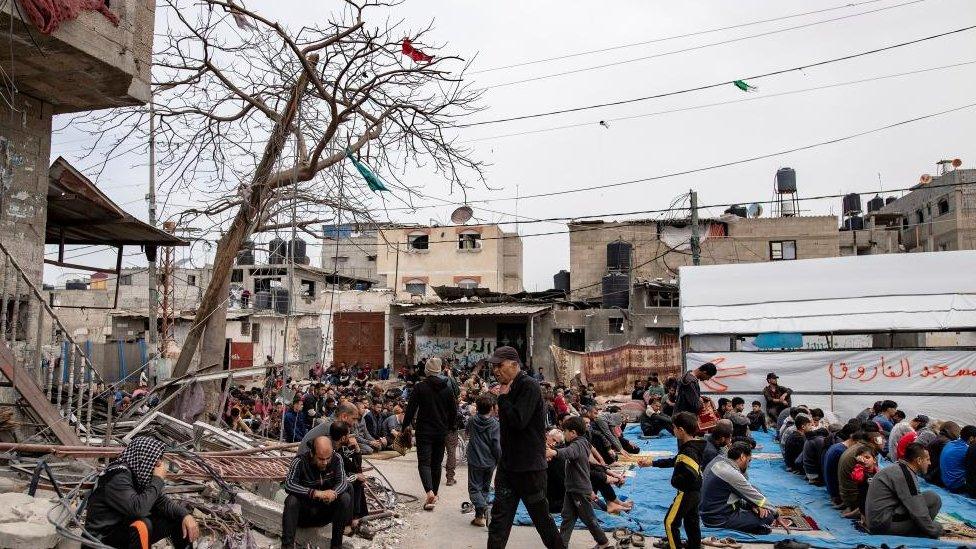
[[457, 278, 479, 289], [301, 279, 316, 297], [119, 274, 132, 286], [938, 198, 950, 216], [251, 323, 260, 343], [405, 281, 426, 296], [231, 269, 243, 283], [458, 231, 482, 250], [769, 240, 796, 261], [608, 318, 625, 334], [241, 320, 251, 336], [187, 274, 197, 286], [408, 233, 429, 250]]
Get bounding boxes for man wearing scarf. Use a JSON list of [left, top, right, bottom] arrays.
[[85, 436, 199, 549]]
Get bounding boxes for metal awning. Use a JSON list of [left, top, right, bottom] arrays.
[[46, 157, 187, 247], [401, 304, 552, 317]]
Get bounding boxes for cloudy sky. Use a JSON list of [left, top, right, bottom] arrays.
[[47, 0, 976, 290]]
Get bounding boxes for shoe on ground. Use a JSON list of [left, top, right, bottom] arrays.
[[470, 516, 486, 527], [446, 478, 457, 486]]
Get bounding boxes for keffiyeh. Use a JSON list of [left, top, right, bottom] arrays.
[[104, 436, 166, 489]]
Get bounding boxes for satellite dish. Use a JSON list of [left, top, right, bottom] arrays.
[[920, 174, 933, 185], [450, 205, 473, 224], [747, 203, 763, 218], [952, 158, 962, 168]]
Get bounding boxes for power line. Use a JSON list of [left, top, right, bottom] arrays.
[[457, 24, 976, 128], [484, 0, 926, 89], [464, 60, 976, 142], [471, 0, 890, 74]]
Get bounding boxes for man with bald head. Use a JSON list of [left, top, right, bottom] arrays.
[[282, 435, 353, 549]]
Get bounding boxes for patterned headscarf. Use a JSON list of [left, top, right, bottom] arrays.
[[104, 436, 166, 489]]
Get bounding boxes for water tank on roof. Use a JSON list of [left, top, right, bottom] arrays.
[[842, 193, 862, 216], [602, 272, 630, 309], [254, 290, 272, 309], [867, 195, 885, 213], [289, 239, 307, 261], [272, 288, 290, 314], [236, 240, 255, 266], [268, 238, 287, 264], [775, 168, 797, 194], [606, 241, 632, 272], [724, 204, 747, 217], [554, 270, 570, 293], [842, 216, 865, 231], [885, 196, 897, 205]]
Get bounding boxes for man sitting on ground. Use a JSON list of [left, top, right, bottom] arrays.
[[839, 425, 885, 517], [700, 441, 779, 535], [782, 414, 812, 474], [940, 424, 976, 497], [282, 436, 353, 549], [865, 442, 944, 539], [871, 400, 898, 435], [702, 420, 733, 466], [925, 421, 960, 486], [639, 397, 672, 437]]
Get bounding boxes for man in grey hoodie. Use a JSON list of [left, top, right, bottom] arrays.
[[466, 394, 501, 527], [700, 441, 778, 534], [865, 442, 943, 539]]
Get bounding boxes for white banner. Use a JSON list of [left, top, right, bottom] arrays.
[[686, 350, 976, 424]]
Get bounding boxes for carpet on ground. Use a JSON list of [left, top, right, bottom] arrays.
[[513, 426, 976, 549]]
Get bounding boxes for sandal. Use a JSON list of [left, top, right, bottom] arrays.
[[722, 538, 743, 549], [630, 532, 646, 547], [423, 494, 436, 511], [702, 537, 727, 548], [613, 528, 631, 541]]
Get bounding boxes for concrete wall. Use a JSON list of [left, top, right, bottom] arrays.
[[552, 284, 679, 352], [569, 216, 840, 299], [376, 225, 524, 299], [321, 231, 378, 281], [876, 169, 976, 253]]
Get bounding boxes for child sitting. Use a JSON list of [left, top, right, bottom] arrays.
[[850, 446, 878, 521], [747, 401, 767, 433]]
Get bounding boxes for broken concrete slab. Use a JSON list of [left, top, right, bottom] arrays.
[[233, 490, 357, 548], [0, 492, 64, 548]]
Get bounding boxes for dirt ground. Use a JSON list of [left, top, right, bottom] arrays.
[[367, 452, 775, 549]]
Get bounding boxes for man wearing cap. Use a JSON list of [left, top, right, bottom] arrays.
[[486, 346, 564, 549], [889, 414, 929, 460], [762, 373, 792, 423]]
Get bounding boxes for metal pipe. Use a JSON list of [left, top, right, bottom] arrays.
[[9, 277, 20, 346], [0, 255, 8, 339]]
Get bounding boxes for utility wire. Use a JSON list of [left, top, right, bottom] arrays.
[[471, 0, 890, 74], [457, 24, 976, 128], [464, 60, 976, 142], [484, 0, 926, 89]]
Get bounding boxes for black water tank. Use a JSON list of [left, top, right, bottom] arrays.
[[842, 193, 862, 215], [867, 194, 885, 213], [607, 241, 632, 272], [272, 288, 290, 314], [289, 239, 307, 260], [236, 240, 255, 265], [554, 270, 570, 292], [268, 238, 287, 264], [885, 196, 897, 205], [843, 216, 865, 231], [724, 204, 747, 217], [254, 290, 272, 309], [602, 272, 630, 309], [775, 168, 797, 194]]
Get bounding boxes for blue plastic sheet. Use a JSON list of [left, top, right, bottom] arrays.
[[514, 426, 976, 548]]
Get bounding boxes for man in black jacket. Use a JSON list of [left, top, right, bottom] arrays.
[[85, 436, 200, 549], [486, 346, 564, 549], [676, 363, 717, 416], [402, 358, 458, 511], [282, 436, 352, 549]]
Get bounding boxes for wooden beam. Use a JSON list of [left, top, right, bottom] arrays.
[[0, 341, 81, 446]]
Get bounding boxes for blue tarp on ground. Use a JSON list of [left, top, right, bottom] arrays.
[[514, 425, 976, 548]]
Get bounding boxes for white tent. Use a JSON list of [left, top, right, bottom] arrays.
[[679, 251, 976, 424], [680, 250, 976, 336]]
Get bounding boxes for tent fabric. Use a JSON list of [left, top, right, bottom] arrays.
[[679, 250, 976, 335], [515, 426, 976, 549]]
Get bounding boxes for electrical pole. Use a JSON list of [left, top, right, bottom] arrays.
[[146, 99, 159, 385], [690, 189, 701, 266]]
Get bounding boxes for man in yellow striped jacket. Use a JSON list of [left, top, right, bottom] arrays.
[[651, 411, 706, 549]]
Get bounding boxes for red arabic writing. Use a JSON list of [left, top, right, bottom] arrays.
[[828, 356, 976, 382]]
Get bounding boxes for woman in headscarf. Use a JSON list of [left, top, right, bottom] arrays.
[[84, 436, 200, 549]]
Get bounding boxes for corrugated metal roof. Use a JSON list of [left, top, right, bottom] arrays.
[[401, 303, 552, 317]]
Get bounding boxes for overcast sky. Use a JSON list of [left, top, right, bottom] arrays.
[[47, 0, 976, 290]]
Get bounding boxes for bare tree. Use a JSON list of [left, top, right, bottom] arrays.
[[71, 0, 483, 396]]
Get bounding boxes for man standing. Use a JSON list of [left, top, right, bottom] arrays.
[[402, 357, 458, 511], [865, 442, 944, 539], [675, 363, 717, 416], [761, 373, 791, 423], [434, 357, 462, 487], [282, 436, 353, 549], [487, 346, 564, 549]]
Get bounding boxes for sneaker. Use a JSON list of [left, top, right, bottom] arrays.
[[446, 478, 457, 486], [470, 516, 487, 527]]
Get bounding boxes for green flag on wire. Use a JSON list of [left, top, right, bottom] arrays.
[[345, 150, 389, 192], [733, 80, 758, 93]]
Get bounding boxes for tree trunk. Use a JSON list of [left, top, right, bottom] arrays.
[[199, 274, 229, 419], [167, 56, 316, 390]]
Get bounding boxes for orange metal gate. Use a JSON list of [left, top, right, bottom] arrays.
[[333, 312, 385, 368]]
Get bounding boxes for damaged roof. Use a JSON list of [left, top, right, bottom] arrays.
[[400, 303, 552, 317], [46, 157, 188, 246]]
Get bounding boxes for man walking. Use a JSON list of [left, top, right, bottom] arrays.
[[402, 357, 458, 511], [487, 346, 564, 549]]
